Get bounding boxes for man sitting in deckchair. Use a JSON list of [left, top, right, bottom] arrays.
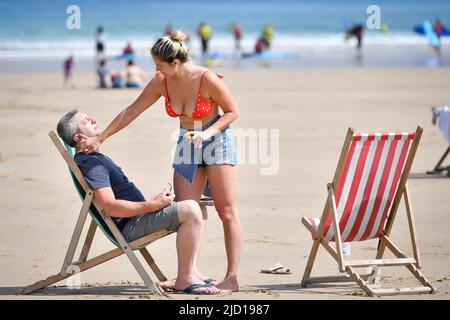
[[57, 109, 220, 295]]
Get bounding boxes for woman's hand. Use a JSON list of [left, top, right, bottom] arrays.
[[184, 131, 212, 149], [80, 136, 102, 154]]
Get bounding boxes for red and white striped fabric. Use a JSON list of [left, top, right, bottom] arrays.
[[306, 132, 415, 242]]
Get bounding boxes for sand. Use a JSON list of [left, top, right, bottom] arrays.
[[0, 67, 449, 300]]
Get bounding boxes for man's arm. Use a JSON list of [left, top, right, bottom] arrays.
[[93, 187, 174, 218]]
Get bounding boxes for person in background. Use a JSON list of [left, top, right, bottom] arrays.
[[255, 38, 265, 55], [122, 41, 134, 56], [97, 59, 109, 89], [262, 24, 273, 50], [164, 24, 173, 36], [95, 26, 107, 59], [63, 55, 75, 89], [434, 19, 444, 38], [197, 22, 212, 57], [345, 23, 364, 51], [183, 30, 192, 48], [423, 19, 441, 56], [231, 22, 242, 54], [111, 71, 122, 89], [121, 60, 149, 88]]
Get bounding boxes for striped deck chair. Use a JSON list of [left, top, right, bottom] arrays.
[[22, 131, 183, 295], [301, 126, 436, 296]]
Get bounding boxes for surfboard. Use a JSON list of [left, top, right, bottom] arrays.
[[421, 21, 441, 48], [414, 25, 450, 36]]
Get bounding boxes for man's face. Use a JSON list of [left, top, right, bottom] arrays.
[[71, 112, 101, 139]]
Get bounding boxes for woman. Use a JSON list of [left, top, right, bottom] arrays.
[[81, 31, 242, 292]]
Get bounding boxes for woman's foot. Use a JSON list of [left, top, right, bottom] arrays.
[[215, 275, 239, 292]]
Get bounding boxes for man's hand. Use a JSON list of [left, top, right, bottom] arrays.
[[154, 189, 175, 208]]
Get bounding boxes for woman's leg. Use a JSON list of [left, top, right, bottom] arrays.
[[206, 164, 242, 292]]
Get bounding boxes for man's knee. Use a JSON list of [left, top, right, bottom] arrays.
[[177, 200, 202, 224]]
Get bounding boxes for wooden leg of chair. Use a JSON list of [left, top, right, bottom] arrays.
[[99, 214, 165, 296], [381, 235, 436, 292], [139, 248, 167, 282], [345, 266, 374, 297], [20, 273, 71, 295], [61, 191, 93, 273], [427, 146, 450, 173], [79, 220, 97, 262], [366, 266, 381, 286], [301, 239, 321, 287], [21, 247, 124, 295]]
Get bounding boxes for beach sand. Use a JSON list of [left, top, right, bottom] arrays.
[[0, 67, 449, 300]]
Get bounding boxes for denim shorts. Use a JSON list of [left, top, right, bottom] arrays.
[[121, 202, 179, 242], [173, 115, 238, 184]]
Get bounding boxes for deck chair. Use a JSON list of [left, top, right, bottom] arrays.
[[427, 106, 450, 176], [426, 145, 450, 176], [21, 131, 213, 295], [300, 126, 436, 296]]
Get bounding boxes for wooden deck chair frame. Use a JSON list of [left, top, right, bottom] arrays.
[[21, 131, 213, 296], [300, 126, 436, 296], [426, 145, 450, 176]]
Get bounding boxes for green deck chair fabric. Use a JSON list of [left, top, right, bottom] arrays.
[[61, 139, 119, 246]]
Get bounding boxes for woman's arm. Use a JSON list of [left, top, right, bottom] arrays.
[[201, 71, 239, 137], [82, 77, 163, 153], [187, 71, 239, 148]]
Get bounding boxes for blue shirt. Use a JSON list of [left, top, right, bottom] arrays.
[[74, 152, 146, 231]]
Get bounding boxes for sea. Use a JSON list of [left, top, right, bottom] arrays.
[[1, 0, 449, 69]]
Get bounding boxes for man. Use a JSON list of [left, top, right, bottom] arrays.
[[56, 109, 219, 295], [96, 59, 109, 89], [262, 24, 273, 50], [197, 22, 212, 57], [121, 60, 149, 88], [231, 22, 242, 53], [345, 23, 364, 51]]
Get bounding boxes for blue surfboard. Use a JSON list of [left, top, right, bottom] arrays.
[[418, 20, 441, 48], [414, 25, 450, 36]]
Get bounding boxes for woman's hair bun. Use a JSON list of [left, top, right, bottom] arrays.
[[170, 30, 186, 42]]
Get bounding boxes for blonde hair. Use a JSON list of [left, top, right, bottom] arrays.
[[151, 30, 189, 63]]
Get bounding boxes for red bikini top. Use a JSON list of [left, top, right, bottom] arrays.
[[164, 70, 223, 120]]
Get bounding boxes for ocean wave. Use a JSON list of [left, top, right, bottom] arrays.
[[0, 33, 448, 59]]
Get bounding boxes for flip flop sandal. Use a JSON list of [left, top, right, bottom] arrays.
[[176, 283, 217, 295], [260, 263, 292, 275], [203, 278, 217, 285]]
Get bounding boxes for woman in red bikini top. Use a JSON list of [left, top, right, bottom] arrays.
[[82, 30, 242, 293], [163, 70, 223, 120]]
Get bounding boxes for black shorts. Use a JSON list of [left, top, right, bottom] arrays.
[[96, 42, 104, 53]]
